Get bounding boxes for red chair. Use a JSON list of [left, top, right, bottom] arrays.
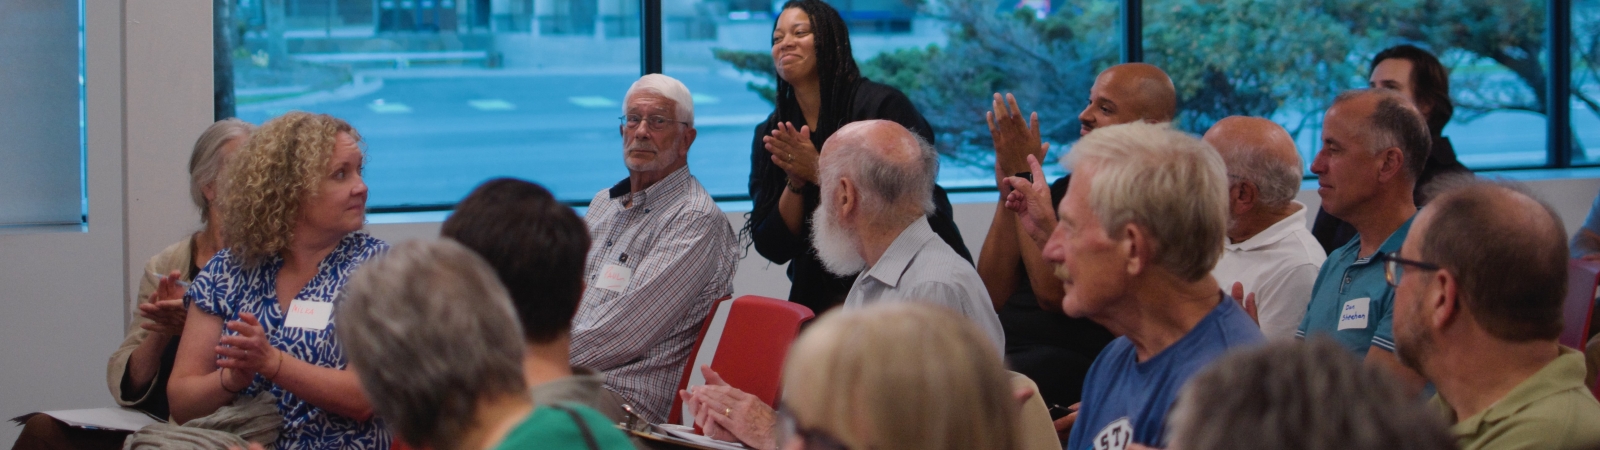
[[1561, 259, 1600, 350], [667, 295, 815, 425]]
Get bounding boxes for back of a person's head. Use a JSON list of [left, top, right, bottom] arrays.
[[781, 303, 1017, 450], [1064, 121, 1228, 281], [337, 239, 527, 450], [818, 120, 937, 227], [441, 178, 590, 344], [1420, 181, 1567, 341], [1167, 339, 1453, 450]]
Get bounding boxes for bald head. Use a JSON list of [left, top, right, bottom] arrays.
[[1204, 116, 1303, 209], [1415, 182, 1567, 342], [819, 120, 937, 224], [1079, 63, 1178, 136]]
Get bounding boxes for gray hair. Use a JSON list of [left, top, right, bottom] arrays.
[[189, 118, 252, 223], [337, 239, 528, 450], [624, 73, 695, 126], [817, 123, 937, 226], [1333, 89, 1431, 180], [1222, 149, 1301, 209], [1168, 339, 1454, 450], [1064, 121, 1229, 281]]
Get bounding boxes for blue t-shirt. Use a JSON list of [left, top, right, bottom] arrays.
[[190, 231, 390, 450], [1066, 297, 1263, 450], [1296, 217, 1413, 356]]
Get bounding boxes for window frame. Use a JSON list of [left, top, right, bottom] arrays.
[[219, 0, 1584, 213]]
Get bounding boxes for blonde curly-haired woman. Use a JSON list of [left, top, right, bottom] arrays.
[[167, 112, 390, 449]]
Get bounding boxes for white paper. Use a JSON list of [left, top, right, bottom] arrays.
[[39, 407, 162, 431], [1338, 297, 1371, 331], [658, 424, 748, 450], [596, 263, 633, 293], [284, 300, 333, 330]]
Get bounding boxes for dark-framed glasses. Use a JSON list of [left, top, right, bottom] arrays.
[[620, 114, 688, 131], [1378, 252, 1441, 287], [777, 404, 851, 450]]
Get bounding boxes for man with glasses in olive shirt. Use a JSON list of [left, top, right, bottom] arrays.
[[1388, 182, 1600, 450]]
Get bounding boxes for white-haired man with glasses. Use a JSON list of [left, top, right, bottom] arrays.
[[570, 73, 740, 423]]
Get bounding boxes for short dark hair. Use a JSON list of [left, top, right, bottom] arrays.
[[441, 178, 591, 344], [1420, 181, 1568, 341], [1371, 44, 1454, 134], [1169, 338, 1455, 450], [1334, 89, 1431, 181]]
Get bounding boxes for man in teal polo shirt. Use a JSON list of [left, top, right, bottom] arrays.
[[1298, 89, 1430, 391]]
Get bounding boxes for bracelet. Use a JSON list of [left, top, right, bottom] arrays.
[[785, 178, 807, 194], [219, 368, 243, 394], [266, 350, 284, 381]]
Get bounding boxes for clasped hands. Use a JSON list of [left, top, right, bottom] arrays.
[[988, 93, 1056, 248], [764, 122, 820, 188]]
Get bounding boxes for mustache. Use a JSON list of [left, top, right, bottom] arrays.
[[1053, 263, 1071, 282]]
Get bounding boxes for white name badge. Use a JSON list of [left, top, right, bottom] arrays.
[[1338, 297, 1371, 331], [596, 263, 633, 293], [284, 300, 333, 330], [1092, 417, 1134, 450]]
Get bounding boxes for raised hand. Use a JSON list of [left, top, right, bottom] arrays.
[[986, 93, 1049, 177], [1003, 155, 1058, 247]]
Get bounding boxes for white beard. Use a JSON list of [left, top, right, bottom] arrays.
[[623, 138, 680, 172], [810, 199, 867, 277]]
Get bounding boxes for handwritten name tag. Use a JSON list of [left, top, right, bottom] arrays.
[[1337, 297, 1370, 331], [284, 300, 333, 330], [596, 263, 633, 293]]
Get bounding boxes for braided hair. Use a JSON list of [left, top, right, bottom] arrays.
[[741, 0, 863, 248]]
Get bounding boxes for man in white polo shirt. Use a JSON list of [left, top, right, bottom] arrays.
[[1205, 116, 1326, 339]]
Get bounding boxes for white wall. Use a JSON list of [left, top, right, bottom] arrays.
[[4, 1, 1600, 446]]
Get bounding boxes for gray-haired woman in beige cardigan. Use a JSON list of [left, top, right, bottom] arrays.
[[13, 119, 251, 450], [108, 119, 252, 418]]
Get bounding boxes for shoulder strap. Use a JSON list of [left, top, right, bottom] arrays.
[[549, 404, 602, 450]]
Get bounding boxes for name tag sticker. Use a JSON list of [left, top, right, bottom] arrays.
[[284, 300, 333, 330], [1092, 417, 1134, 450], [596, 263, 633, 293], [1338, 297, 1371, 330]]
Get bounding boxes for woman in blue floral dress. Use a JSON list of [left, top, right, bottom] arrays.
[[166, 112, 390, 449]]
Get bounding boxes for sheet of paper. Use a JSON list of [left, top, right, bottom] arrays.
[[658, 424, 749, 450], [38, 407, 163, 431]]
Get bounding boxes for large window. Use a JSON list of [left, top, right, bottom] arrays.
[[226, 0, 640, 208], [0, 0, 86, 226], [1578, 0, 1600, 164], [1142, 0, 1551, 173], [219, 0, 1587, 210]]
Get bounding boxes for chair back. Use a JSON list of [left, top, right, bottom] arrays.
[[1561, 259, 1600, 349], [668, 295, 815, 425]]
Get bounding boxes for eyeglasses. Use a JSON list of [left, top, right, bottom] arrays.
[[1378, 252, 1441, 287], [777, 405, 851, 450], [620, 114, 689, 131]]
